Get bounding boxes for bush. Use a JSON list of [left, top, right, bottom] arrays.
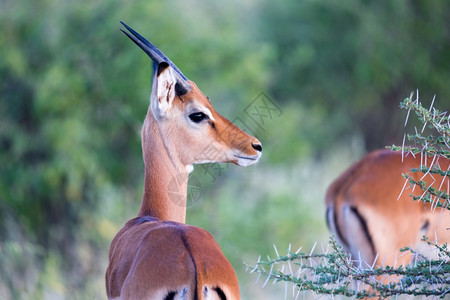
[[247, 93, 450, 298]]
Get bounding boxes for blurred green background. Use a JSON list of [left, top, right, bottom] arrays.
[[1, 0, 449, 299]]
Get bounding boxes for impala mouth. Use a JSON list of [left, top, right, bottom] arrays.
[[234, 153, 261, 167], [234, 155, 257, 161]]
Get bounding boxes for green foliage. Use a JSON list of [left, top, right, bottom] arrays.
[[390, 95, 450, 210], [248, 236, 449, 299], [257, 0, 450, 150], [391, 96, 450, 158]]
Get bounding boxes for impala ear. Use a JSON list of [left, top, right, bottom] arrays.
[[151, 62, 176, 119]]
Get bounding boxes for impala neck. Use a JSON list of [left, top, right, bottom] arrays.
[[138, 110, 188, 223]]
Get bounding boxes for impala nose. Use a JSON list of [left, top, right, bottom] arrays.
[[252, 143, 262, 152]]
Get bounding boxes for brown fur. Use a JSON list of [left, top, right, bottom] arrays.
[[106, 217, 239, 299], [326, 149, 450, 271], [106, 65, 261, 299]]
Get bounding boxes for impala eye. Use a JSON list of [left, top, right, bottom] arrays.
[[189, 112, 208, 123]]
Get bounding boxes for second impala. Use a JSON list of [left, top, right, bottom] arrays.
[[326, 149, 450, 272]]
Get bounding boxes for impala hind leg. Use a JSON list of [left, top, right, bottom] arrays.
[[342, 205, 376, 267], [326, 205, 376, 266]]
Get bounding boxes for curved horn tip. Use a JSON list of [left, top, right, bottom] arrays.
[[119, 21, 191, 91]]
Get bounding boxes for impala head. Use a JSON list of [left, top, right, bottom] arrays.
[[121, 22, 262, 169]]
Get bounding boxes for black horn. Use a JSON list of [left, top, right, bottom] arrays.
[[120, 21, 191, 92]]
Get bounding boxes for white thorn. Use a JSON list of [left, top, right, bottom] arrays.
[[263, 264, 274, 288], [405, 107, 411, 127], [284, 281, 287, 300], [370, 253, 379, 270], [398, 177, 409, 201], [429, 94, 435, 112], [273, 244, 280, 258], [256, 272, 261, 284], [402, 133, 406, 162], [309, 241, 317, 256]]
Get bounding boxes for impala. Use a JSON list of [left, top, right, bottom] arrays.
[[106, 22, 262, 300], [326, 149, 450, 272]]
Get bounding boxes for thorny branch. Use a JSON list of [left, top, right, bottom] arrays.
[[248, 93, 450, 298], [247, 237, 449, 299]]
